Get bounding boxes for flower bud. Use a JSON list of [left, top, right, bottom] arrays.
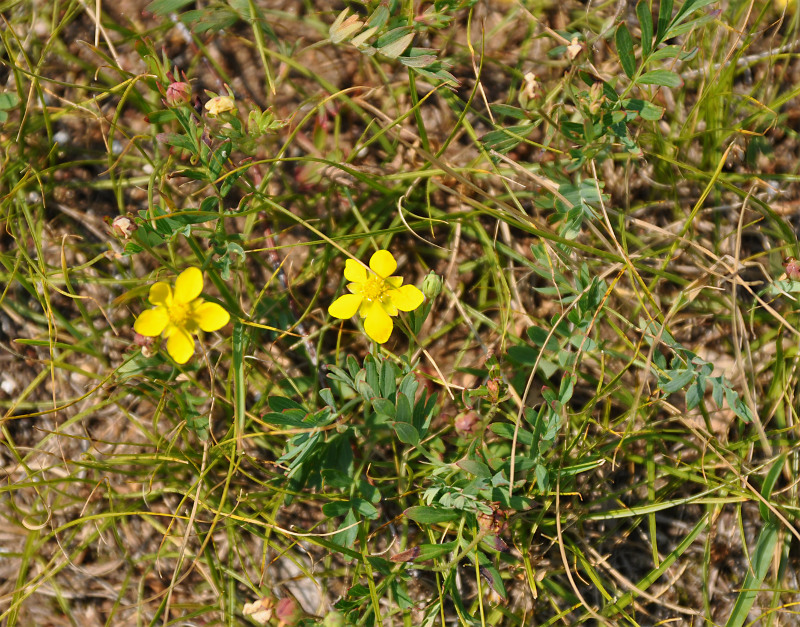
[[486, 377, 503, 403], [165, 81, 191, 106], [275, 597, 303, 626], [785, 257, 800, 279], [454, 410, 480, 436], [111, 215, 136, 239], [323, 611, 346, 627], [421, 271, 442, 300]]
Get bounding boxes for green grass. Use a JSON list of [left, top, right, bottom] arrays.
[[1, 0, 800, 625]]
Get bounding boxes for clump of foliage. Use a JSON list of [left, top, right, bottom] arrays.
[[1, 0, 799, 626]]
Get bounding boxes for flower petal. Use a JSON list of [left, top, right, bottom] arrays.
[[363, 301, 393, 344], [380, 298, 398, 317], [134, 307, 169, 337], [369, 250, 397, 278], [194, 302, 230, 332], [166, 328, 195, 364], [329, 293, 363, 319], [389, 284, 424, 312], [344, 259, 368, 283], [386, 276, 403, 288], [347, 282, 364, 295], [149, 282, 172, 306], [174, 267, 203, 303]]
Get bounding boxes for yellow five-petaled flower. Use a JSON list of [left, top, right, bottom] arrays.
[[328, 250, 424, 344], [134, 267, 230, 364]]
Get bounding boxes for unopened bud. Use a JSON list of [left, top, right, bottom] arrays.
[[275, 597, 303, 626], [422, 271, 442, 300], [323, 611, 346, 627], [454, 410, 480, 436], [165, 81, 191, 106], [486, 377, 502, 403], [785, 257, 800, 279]]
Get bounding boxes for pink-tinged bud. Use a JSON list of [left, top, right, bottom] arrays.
[[275, 597, 303, 626], [165, 81, 191, 106], [454, 410, 480, 436], [134, 332, 155, 357], [133, 332, 153, 348], [486, 377, 502, 403], [111, 215, 136, 238], [785, 257, 800, 279]]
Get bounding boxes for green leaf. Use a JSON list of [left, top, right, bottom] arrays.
[[398, 52, 438, 68], [758, 454, 786, 523], [527, 325, 561, 351], [656, 0, 674, 42], [478, 554, 507, 600], [711, 377, 724, 407], [535, 464, 549, 492], [207, 140, 231, 181], [146, 109, 178, 125], [372, 397, 395, 419], [376, 27, 414, 59], [390, 541, 458, 563], [660, 368, 695, 394], [404, 506, 460, 524], [393, 421, 420, 446], [145, 0, 194, 15], [686, 380, 703, 410], [622, 98, 664, 121], [615, 24, 637, 79], [352, 498, 379, 518], [670, 0, 718, 32], [366, 4, 389, 29], [724, 522, 779, 627], [322, 500, 352, 517], [269, 396, 305, 412], [157, 132, 195, 153], [507, 345, 542, 365], [456, 459, 492, 478], [261, 411, 305, 427], [0, 92, 20, 110], [665, 11, 717, 39], [333, 509, 358, 549], [647, 45, 684, 63], [637, 69, 682, 88], [490, 104, 528, 120], [725, 387, 752, 423], [396, 394, 412, 424], [481, 122, 535, 154], [637, 2, 653, 57], [490, 422, 534, 446]]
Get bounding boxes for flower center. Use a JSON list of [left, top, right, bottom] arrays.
[[168, 301, 190, 327], [362, 276, 386, 302]]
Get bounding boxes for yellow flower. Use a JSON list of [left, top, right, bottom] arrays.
[[328, 250, 424, 344], [204, 95, 236, 116], [134, 267, 230, 364]]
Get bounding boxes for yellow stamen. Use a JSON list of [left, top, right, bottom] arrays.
[[168, 301, 190, 326], [362, 276, 386, 302]]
